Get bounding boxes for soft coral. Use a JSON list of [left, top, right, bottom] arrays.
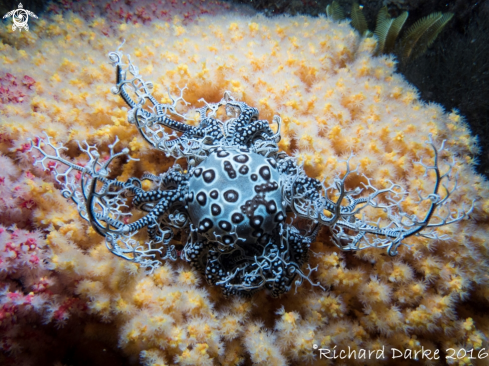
[[0, 73, 35, 104]]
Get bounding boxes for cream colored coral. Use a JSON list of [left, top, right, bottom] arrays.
[[1, 8, 488, 366]]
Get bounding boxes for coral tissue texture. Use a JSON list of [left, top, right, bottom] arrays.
[[1, 2, 489, 365]]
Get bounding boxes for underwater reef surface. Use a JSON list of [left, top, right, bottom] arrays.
[[232, 0, 489, 178], [0, 0, 489, 365]]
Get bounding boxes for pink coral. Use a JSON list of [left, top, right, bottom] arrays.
[[46, 0, 247, 26], [0, 73, 35, 104], [0, 225, 86, 360]]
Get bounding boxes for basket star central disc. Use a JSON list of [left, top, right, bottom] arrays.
[[186, 147, 285, 247]]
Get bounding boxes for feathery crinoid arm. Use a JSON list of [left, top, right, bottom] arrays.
[[288, 134, 475, 256], [29, 133, 170, 272], [108, 43, 203, 160]]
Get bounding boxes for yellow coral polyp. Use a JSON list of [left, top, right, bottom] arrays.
[[129, 136, 145, 152], [177, 270, 198, 286]]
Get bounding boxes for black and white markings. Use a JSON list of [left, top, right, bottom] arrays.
[[233, 154, 249, 164], [223, 161, 237, 179], [211, 203, 221, 216], [186, 149, 284, 247], [238, 165, 249, 175], [196, 191, 207, 206], [259, 166, 271, 180], [203, 169, 216, 183], [231, 212, 244, 223], [223, 189, 239, 203]]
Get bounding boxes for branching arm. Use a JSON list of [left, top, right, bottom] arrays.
[[287, 134, 474, 256], [29, 134, 175, 272]]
